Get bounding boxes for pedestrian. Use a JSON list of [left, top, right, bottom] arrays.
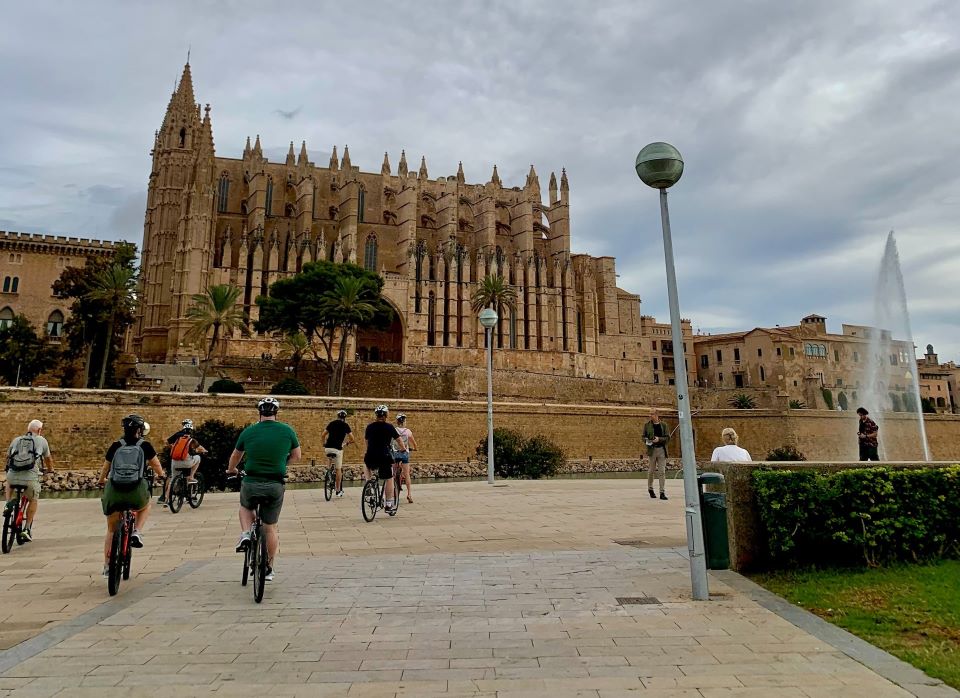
[[710, 428, 752, 462], [642, 408, 670, 500], [857, 407, 880, 461]]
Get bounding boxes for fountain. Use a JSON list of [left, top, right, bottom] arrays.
[[860, 231, 930, 461]]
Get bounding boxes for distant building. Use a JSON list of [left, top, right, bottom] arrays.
[[917, 345, 956, 414], [639, 315, 695, 386]]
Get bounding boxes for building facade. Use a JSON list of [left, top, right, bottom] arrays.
[[132, 63, 658, 381], [0, 230, 118, 341], [917, 345, 956, 414]]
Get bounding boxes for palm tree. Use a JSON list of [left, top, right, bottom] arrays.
[[185, 284, 247, 392], [471, 275, 517, 347], [278, 331, 310, 377], [318, 276, 378, 394], [86, 264, 136, 389]]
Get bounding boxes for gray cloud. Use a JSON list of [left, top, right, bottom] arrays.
[[0, 0, 958, 359]]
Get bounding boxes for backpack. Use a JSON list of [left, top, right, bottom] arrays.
[[108, 439, 145, 488], [7, 434, 38, 472], [170, 435, 191, 461]]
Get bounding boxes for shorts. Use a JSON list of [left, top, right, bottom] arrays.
[[6, 471, 41, 500], [364, 454, 393, 480], [172, 455, 200, 471], [240, 479, 285, 525], [392, 451, 409, 464], [101, 480, 150, 516], [324, 448, 344, 468]]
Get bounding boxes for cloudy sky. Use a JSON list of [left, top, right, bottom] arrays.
[[2, 1, 958, 359]]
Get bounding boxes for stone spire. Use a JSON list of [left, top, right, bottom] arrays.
[[286, 141, 296, 166], [341, 145, 351, 170], [457, 161, 465, 184], [329, 145, 339, 171], [198, 104, 214, 153], [252, 134, 263, 158], [418, 156, 428, 180], [549, 171, 558, 204], [560, 168, 569, 193], [491, 164, 501, 186], [243, 136, 251, 158], [381, 152, 391, 176], [298, 140, 309, 166], [527, 164, 540, 195], [175, 62, 196, 112], [398, 150, 408, 177]]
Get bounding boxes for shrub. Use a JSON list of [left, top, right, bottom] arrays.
[[766, 445, 807, 461], [837, 391, 849, 410], [753, 466, 960, 566], [729, 393, 757, 409], [922, 397, 936, 414], [270, 377, 310, 396], [788, 399, 806, 409], [193, 418, 246, 490], [208, 378, 245, 394], [475, 428, 565, 479], [821, 388, 834, 410]]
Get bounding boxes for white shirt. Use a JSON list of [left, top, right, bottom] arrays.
[[710, 444, 752, 462]]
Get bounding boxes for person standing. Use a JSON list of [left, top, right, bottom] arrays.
[[5, 419, 55, 543], [642, 409, 670, 500], [857, 407, 880, 461], [710, 428, 752, 462]]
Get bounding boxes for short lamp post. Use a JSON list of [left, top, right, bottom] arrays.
[[635, 142, 710, 601], [478, 307, 499, 484]]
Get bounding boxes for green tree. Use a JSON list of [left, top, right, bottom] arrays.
[[277, 331, 310, 378], [184, 284, 247, 392], [729, 393, 757, 409], [0, 315, 59, 386], [86, 263, 137, 389], [788, 399, 807, 409], [837, 391, 849, 410], [52, 242, 138, 387], [256, 261, 393, 395], [821, 387, 834, 410], [471, 275, 518, 344]]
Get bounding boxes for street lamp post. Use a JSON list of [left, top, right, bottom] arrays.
[[635, 142, 710, 601], [478, 308, 499, 484]]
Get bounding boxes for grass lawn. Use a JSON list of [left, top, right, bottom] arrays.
[[753, 560, 960, 690]]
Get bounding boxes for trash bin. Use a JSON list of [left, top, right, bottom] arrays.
[[697, 472, 730, 570]]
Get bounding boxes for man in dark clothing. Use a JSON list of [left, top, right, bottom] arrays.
[[857, 407, 880, 461], [322, 410, 354, 497], [642, 409, 670, 500], [364, 405, 406, 515]]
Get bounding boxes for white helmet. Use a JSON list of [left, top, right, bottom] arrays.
[[142, 421, 151, 437], [181, 419, 194, 431], [257, 396, 281, 416], [374, 404, 389, 417]]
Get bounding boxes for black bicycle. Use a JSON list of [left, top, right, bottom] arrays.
[[323, 452, 337, 502], [168, 470, 205, 513], [107, 507, 135, 596], [229, 472, 268, 603], [361, 464, 400, 522], [2, 484, 30, 553]]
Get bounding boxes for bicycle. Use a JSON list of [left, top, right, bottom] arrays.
[[360, 463, 400, 522], [2, 484, 30, 554], [168, 470, 205, 513], [323, 452, 337, 502], [107, 507, 135, 596], [228, 472, 269, 603]]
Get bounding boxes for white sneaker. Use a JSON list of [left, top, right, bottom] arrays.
[[102, 565, 109, 578], [335, 490, 344, 498], [235, 531, 251, 553], [265, 567, 274, 582], [130, 531, 144, 548]]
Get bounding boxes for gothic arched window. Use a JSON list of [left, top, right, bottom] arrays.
[[217, 174, 230, 213], [2, 277, 9, 293], [46, 310, 64, 338], [363, 234, 378, 271], [265, 178, 274, 217], [178, 127, 186, 148], [358, 188, 366, 223], [9, 277, 18, 294], [0, 307, 13, 330], [427, 292, 436, 346]]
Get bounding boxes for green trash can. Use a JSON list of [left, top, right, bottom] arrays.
[[698, 472, 730, 570]]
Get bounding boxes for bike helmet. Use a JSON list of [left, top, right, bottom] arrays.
[[121, 414, 145, 431], [142, 421, 151, 437], [337, 410, 348, 419], [396, 413, 406, 424], [181, 418, 194, 431], [374, 404, 389, 417], [257, 396, 281, 416]]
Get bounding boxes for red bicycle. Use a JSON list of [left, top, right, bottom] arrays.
[[107, 508, 135, 596], [2, 484, 29, 554]]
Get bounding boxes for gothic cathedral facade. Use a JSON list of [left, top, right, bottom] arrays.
[[133, 64, 654, 382]]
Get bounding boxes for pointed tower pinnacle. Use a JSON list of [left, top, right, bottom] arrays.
[[298, 141, 309, 166], [560, 168, 569, 200], [286, 141, 296, 166], [198, 104, 214, 153], [243, 136, 252, 158], [418, 156, 428, 180], [457, 161, 465, 184], [341, 145, 351, 170], [398, 150, 408, 177], [329, 145, 339, 171], [381, 152, 391, 176], [491, 164, 501, 186], [527, 164, 540, 194], [175, 62, 196, 109], [252, 134, 263, 157], [549, 171, 558, 203]]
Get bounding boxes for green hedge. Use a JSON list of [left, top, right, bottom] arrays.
[[753, 466, 960, 567]]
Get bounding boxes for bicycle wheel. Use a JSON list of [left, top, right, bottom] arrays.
[[122, 535, 132, 581], [361, 479, 379, 522], [188, 474, 205, 509], [392, 466, 402, 514], [107, 527, 122, 596], [241, 545, 250, 587], [169, 475, 184, 514], [1, 505, 15, 554], [253, 530, 267, 603], [324, 466, 334, 501]]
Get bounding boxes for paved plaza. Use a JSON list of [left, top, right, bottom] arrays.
[[0, 479, 953, 697]]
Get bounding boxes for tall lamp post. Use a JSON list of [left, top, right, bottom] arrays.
[[635, 142, 710, 601], [478, 307, 499, 484]]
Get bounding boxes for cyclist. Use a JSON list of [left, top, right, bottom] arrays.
[[160, 419, 208, 507], [322, 410, 354, 497], [227, 397, 301, 583], [364, 405, 406, 515], [392, 414, 419, 504], [98, 414, 164, 576], [5, 419, 55, 543]]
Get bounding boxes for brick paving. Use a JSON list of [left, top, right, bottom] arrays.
[[0, 479, 951, 696]]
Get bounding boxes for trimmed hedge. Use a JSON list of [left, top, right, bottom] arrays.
[[208, 378, 245, 394], [475, 428, 565, 479], [754, 466, 960, 567]]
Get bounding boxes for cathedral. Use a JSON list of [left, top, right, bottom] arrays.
[[133, 63, 657, 383]]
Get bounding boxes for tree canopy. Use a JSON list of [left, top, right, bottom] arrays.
[[0, 314, 59, 386]]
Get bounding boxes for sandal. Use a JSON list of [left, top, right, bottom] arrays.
[[407, 496, 414, 503]]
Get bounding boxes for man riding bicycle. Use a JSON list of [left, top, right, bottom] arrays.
[[392, 414, 419, 504], [322, 410, 354, 498], [5, 419, 55, 543], [160, 419, 208, 507], [364, 405, 406, 515], [227, 397, 301, 583], [98, 414, 164, 576]]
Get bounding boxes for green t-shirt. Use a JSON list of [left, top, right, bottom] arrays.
[[235, 420, 299, 482]]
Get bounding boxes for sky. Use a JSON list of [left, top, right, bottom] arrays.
[[1, 0, 958, 360]]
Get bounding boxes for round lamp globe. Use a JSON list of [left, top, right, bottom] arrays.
[[635, 142, 684, 189], [478, 308, 499, 329]]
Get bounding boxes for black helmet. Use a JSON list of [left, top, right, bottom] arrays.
[[121, 414, 145, 431], [257, 396, 280, 416], [337, 410, 348, 419]]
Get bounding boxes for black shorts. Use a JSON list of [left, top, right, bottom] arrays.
[[364, 454, 394, 480], [239, 479, 285, 524]]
